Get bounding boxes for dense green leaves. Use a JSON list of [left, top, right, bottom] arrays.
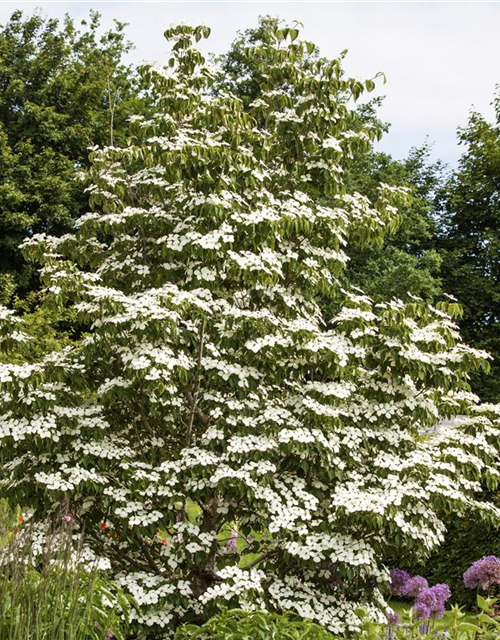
[[0, 10, 139, 298], [438, 94, 500, 401], [345, 145, 445, 303], [174, 609, 337, 640]]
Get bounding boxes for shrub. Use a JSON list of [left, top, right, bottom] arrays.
[[174, 609, 338, 640]]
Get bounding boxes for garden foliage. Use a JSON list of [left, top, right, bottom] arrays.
[[0, 524, 132, 640], [358, 594, 500, 640], [1, 22, 500, 635], [174, 609, 337, 640]]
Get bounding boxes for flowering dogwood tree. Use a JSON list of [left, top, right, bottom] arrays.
[[1, 24, 500, 635]]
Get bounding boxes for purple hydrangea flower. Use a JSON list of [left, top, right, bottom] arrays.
[[414, 584, 451, 620], [390, 569, 410, 596], [463, 556, 500, 591], [405, 576, 429, 597]]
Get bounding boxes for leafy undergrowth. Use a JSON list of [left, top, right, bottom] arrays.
[[173, 609, 338, 640], [390, 599, 476, 624]]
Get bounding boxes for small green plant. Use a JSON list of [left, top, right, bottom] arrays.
[[174, 609, 338, 640], [0, 523, 133, 640], [357, 593, 500, 639]]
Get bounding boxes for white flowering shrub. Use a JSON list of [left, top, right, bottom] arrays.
[[1, 23, 500, 635]]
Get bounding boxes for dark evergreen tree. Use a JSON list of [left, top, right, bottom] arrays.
[[439, 94, 500, 401]]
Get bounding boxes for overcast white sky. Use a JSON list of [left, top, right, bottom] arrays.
[[1, 1, 499, 167]]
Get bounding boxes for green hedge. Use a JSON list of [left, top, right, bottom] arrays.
[[402, 502, 500, 607]]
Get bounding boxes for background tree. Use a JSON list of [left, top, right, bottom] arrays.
[[345, 144, 445, 302], [0, 9, 139, 300], [1, 23, 500, 635], [438, 94, 500, 402]]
